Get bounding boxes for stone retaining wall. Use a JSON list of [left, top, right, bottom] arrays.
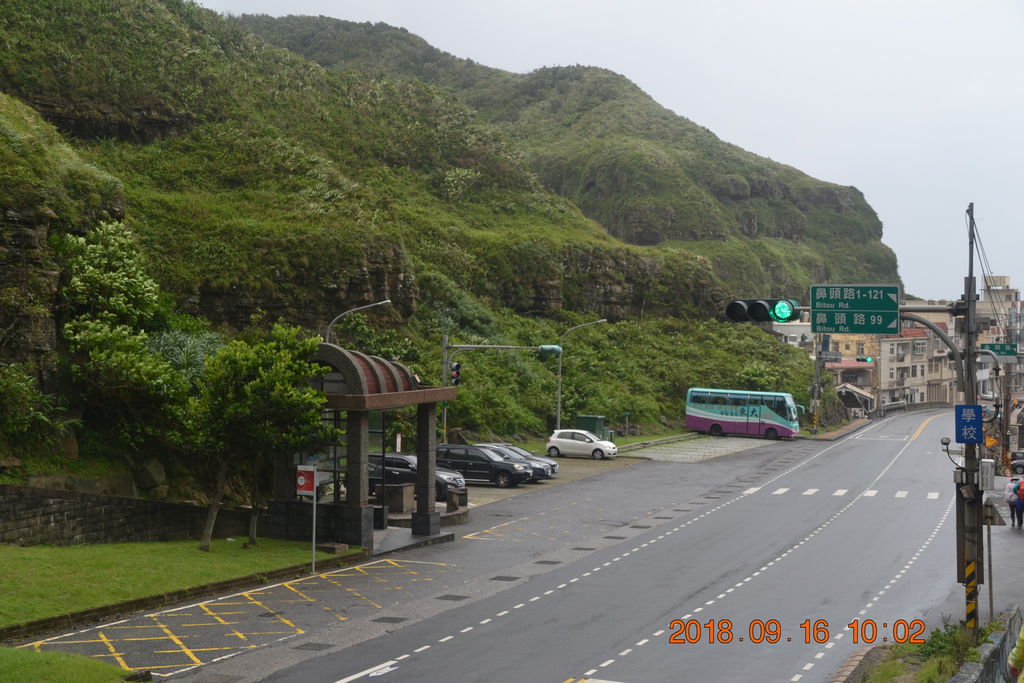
[[0, 484, 252, 546]]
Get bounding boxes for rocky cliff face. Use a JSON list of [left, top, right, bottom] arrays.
[[0, 94, 125, 385]]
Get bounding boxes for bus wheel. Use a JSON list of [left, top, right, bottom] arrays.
[[764, 428, 778, 440], [709, 424, 723, 437]]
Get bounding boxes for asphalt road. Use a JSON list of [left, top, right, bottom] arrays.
[[28, 413, 964, 682]]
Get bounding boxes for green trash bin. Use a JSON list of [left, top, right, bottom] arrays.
[[605, 429, 615, 442]]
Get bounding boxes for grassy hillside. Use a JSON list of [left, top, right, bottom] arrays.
[[233, 14, 900, 298]]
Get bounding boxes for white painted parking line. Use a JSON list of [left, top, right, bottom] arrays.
[[895, 491, 908, 498], [802, 489, 818, 496], [772, 488, 790, 495], [927, 492, 940, 499], [833, 489, 848, 496]]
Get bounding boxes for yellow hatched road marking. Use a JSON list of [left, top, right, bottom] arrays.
[[283, 581, 318, 603], [148, 616, 203, 666], [240, 592, 303, 633], [154, 644, 259, 655], [95, 630, 130, 670]]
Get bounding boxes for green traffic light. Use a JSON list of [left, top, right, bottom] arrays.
[[768, 299, 799, 322]]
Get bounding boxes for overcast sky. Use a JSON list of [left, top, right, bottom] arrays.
[[197, 0, 1024, 301]]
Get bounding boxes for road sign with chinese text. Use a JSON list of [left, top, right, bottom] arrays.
[[955, 405, 984, 444], [809, 284, 900, 334], [981, 343, 1017, 358]]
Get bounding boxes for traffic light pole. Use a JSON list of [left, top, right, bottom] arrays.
[[440, 336, 561, 443]]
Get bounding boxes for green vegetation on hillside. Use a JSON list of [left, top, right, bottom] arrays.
[[0, 1, 849, 492], [233, 13, 900, 298]]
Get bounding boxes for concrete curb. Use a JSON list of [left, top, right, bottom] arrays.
[[0, 549, 370, 645], [828, 645, 875, 682], [617, 432, 701, 455], [801, 418, 873, 441]]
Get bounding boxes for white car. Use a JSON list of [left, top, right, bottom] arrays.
[[546, 429, 618, 459]]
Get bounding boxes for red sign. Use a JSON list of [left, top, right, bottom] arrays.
[[296, 465, 315, 496]]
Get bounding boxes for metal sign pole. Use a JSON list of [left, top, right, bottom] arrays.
[[312, 466, 317, 574]]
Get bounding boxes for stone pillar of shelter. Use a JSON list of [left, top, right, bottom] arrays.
[[412, 402, 440, 536], [341, 409, 374, 550]]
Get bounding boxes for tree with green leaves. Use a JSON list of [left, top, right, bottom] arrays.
[[183, 324, 333, 552], [0, 364, 71, 459], [58, 221, 182, 451]]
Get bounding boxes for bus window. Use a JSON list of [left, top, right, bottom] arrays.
[[710, 394, 726, 406], [691, 391, 708, 405], [764, 396, 784, 417]]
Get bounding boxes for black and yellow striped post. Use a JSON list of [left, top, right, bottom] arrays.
[[964, 559, 978, 631]]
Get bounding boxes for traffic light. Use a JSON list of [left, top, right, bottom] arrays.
[[450, 361, 462, 385], [856, 356, 874, 363], [724, 299, 801, 323]]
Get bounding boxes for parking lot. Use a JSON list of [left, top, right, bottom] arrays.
[[463, 454, 640, 507]]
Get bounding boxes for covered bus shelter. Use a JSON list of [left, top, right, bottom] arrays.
[[273, 343, 456, 552]]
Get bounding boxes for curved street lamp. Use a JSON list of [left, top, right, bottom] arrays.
[[324, 299, 392, 345], [555, 318, 608, 430]]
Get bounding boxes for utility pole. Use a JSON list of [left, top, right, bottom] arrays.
[[958, 202, 983, 637]]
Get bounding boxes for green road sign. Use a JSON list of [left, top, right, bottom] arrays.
[[982, 343, 1017, 358], [810, 284, 900, 334]]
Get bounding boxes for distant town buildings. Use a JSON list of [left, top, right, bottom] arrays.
[[774, 276, 1022, 414]]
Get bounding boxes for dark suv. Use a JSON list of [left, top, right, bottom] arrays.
[[476, 443, 555, 482], [436, 444, 533, 488], [368, 453, 466, 502]]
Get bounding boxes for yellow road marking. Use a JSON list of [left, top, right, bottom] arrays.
[[283, 581, 318, 603], [154, 644, 259, 654], [911, 413, 944, 440], [240, 592, 303, 633], [343, 587, 383, 609], [148, 616, 203, 666], [95, 630, 130, 670]]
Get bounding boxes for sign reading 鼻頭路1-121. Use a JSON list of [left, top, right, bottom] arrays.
[[809, 284, 900, 334]]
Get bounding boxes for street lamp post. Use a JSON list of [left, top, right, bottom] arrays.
[[323, 299, 392, 344], [322, 298, 390, 543], [555, 319, 607, 431]]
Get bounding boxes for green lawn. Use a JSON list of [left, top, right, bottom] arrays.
[[0, 538, 354, 628], [0, 646, 127, 682]]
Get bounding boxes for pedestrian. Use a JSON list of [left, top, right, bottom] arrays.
[[1015, 478, 1024, 530], [1007, 477, 1020, 527]]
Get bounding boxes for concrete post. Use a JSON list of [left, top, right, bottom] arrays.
[[341, 409, 374, 551], [412, 402, 440, 536]]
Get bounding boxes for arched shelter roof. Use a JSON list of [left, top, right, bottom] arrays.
[[312, 343, 456, 410]]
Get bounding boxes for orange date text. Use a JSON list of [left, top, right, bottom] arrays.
[[667, 618, 926, 645]]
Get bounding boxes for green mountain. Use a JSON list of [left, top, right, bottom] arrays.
[[231, 14, 900, 297], [0, 0, 845, 463]]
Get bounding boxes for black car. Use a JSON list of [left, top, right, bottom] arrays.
[[436, 444, 533, 488], [476, 443, 555, 482], [482, 443, 559, 477], [369, 453, 466, 502]]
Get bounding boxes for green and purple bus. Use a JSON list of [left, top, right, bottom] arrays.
[[684, 387, 800, 439]]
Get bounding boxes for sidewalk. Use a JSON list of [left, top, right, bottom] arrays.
[[803, 417, 872, 441], [922, 481, 1024, 632]]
